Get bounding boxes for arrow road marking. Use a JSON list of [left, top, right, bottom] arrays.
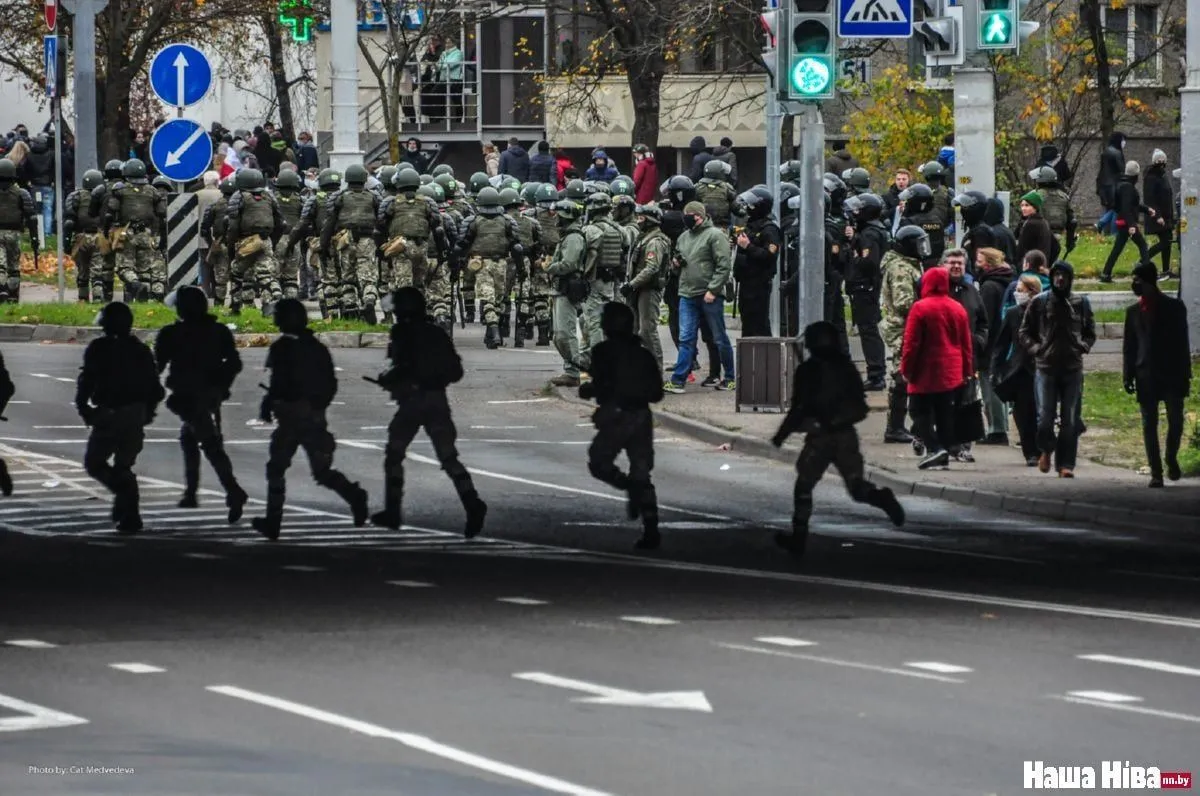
[[514, 671, 713, 712], [165, 124, 207, 168], [173, 50, 188, 107], [0, 692, 88, 732]]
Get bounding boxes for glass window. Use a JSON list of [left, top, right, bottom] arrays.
[[1132, 4, 1158, 82]]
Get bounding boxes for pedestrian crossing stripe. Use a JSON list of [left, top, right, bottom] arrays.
[[166, 193, 200, 291]]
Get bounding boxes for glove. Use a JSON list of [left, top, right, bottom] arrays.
[[1124, 379, 1136, 395], [578, 382, 595, 401], [259, 395, 273, 423], [619, 282, 634, 300]]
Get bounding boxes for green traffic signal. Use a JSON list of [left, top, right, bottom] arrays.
[[982, 11, 1012, 44], [790, 56, 832, 96]]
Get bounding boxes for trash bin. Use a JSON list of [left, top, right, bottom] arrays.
[[735, 337, 800, 413]]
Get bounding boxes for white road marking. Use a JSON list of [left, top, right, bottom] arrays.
[[513, 672, 712, 712], [33, 425, 89, 430], [904, 662, 973, 674], [1066, 690, 1142, 703], [620, 616, 678, 625], [1055, 695, 1200, 724], [755, 637, 817, 648], [1077, 654, 1200, 677], [497, 597, 549, 605], [53, 377, 74, 383], [281, 565, 324, 572], [29, 373, 51, 378], [183, 552, 223, 560], [718, 643, 967, 683], [5, 639, 57, 648], [109, 663, 165, 674], [487, 398, 551, 404], [0, 692, 88, 733], [8, 400, 29, 404], [471, 425, 538, 430], [575, 423, 591, 427], [207, 685, 614, 796], [860, 539, 1045, 565], [387, 580, 435, 588]]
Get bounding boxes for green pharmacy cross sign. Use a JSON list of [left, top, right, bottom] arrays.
[[279, 0, 315, 41]]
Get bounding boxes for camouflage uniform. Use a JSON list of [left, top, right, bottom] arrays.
[[225, 189, 284, 310], [530, 206, 559, 341], [627, 224, 671, 373], [200, 193, 232, 306], [104, 182, 167, 301], [0, 176, 36, 302], [507, 207, 541, 344], [378, 192, 442, 292], [426, 203, 459, 328], [879, 250, 923, 435], [64, 185, 103, 301], [455, 207, 521, 346], [451, 197, 477, 320], [322, 186, 381, 319], [286, 186, 340, 317], [544, 215, 589, 382], [274, 191, 305, 299]]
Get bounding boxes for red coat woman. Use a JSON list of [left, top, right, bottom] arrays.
[[901, 267, 973, 394]]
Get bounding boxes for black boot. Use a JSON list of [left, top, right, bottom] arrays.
[[463, 492, 487, 538], [345, 483, 369, 527], [252, 515, 281, 541], [371, 508, 402, 529], [226, 487, 249, 523], [178, 491, 198, 508], [484, 324, 502, 349], [775, 525, 808, 557], [0, 460, 12, 497], [499, 313, 511, 339], [514, 320, 525, 348], [867, 487, 906, 526], [635, 518, 660, 550], [363, 301, 378, 326], [536, 322, 551, 346]]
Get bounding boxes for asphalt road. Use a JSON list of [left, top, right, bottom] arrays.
[[1, 337, 1197, 795]]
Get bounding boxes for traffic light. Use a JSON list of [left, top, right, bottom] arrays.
[[978, 0, 1015, 49], [914, 0, 962, 67], [785, 0, 835, 101]]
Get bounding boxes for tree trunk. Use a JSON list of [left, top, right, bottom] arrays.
[[1080, 0, 1116, 143], [97, 71, 132, 163], [627, 70, 663, 151], [262, 15, 297, 142], [388, 60, 402, 163]]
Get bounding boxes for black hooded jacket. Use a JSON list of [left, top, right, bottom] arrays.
[[1142, 163, 1174, 230], [688, 137, 712, 183], [1096, 132, 1126, 208], [984, 198, 1017, 266], [1018, 262, 1096, 373], [528, 142, 557, 184]]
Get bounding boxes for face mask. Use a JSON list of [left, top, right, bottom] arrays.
[[1132, 281, 1144, 296], [1015, 291, 1031, 306], [683, 215, 700, 230]]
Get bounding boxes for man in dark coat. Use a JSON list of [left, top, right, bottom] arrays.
[[1142, 150, 1175, 278], [1124, 261, 1190, 487], [1096, 132, 1126, 234], [528, 141, 557, 184], [498, 137, 530, 182], [687, 136, 712, 183]]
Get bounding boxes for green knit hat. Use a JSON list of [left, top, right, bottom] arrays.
[[1020, 190, 1043, 210]]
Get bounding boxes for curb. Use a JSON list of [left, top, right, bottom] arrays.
[[0, 324, 394, 349], [551, 386, 1200, 535]]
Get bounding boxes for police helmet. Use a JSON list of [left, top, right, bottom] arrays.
[[390, 286, 426, 320], [565, 179, 588, 200], [318, 169, 341, 190], [919, 161, 947, 181], [174, 285, 209, 321], [152, 176, 174, 193], [600, 301, 635, 338], [612, 194, 637, 218], [585, 192, 612, 213], [393, 169, 421, 190], [98, 301, 134, 336], [396, 162, 418, 173], [554, 199, 583, 219], [417, 184, 440, 202], [734, 186, 773, 219], [272, 298, 309, 334], [899, 183, 934, 214], [893, 225, 932, 260], [521, 183, 541, 206], [122, 159, 148, 179], [219, 176, 236, 196], [1029, 166, 1059, 186], [779, 182, 801, 213], [235, 168, 265, 191], [610, 176, 635, 197], [780, 160, 803, 182], [703, 159, 732, 180], [535, 183, 558, 207], [584, 180, 611, 196], [275, 170, 302, 191], [433, 173, 456, 194], [468, 172, 491, 195], [496, 175, 520, 193], [952, 190, 990, 225], [344, 164, 368, 186], [0, 160, 17, 181], [377, 166, 398, 188], [103, 159, 124, 180], [842, 167, 870, 191], [81, 169, 105, 192], [499, 187, 521, 208], [432, 164, 454, 178], [666, 175, 696, 206], [845, 192, 884, 222], [417, 173, 432, 186], [475, 186, 502, 208], [635, 202, 663, 224]]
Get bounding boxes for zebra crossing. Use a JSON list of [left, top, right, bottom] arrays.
[[0, 444, 587, 557]]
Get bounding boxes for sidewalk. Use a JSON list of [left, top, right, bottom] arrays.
[[558, 326, 1197, 535]]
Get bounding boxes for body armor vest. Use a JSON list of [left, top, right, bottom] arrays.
[[117, 185, 157, 225], [337, 190, 377, 232], [0, 187, 25, 228], [907, 211, 945, 260], [238, 192, 276, 236], [512, 213, 536, 250], [470, 215, 510, 258], [1041, 189, 1071, 231], [591, 218, 625, 277], [930, 185, 952, 228], [696, 181, 732, 227], [535, 208, 559, 249], [388, 197, 432, 239], [211, 197, 229, 238], [69, 189, 100, 232], [276, 194, 303, 228]]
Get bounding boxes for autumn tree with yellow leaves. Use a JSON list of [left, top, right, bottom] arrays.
[[839, 64, 954, 178]]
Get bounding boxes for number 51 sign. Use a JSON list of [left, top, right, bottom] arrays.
[[840, 57, 871, 85]]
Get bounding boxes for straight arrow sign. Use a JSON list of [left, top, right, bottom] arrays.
[[173, 51, 188, 110], [513, 672, 713, 712], [0, 692, 88, 732]]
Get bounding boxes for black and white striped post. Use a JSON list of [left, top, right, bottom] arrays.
[[165, 192, 200, 291]]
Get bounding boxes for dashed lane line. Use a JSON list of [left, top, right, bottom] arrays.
[[497, 597, 549, 605], [5, 639, 58, 649], [904, 662, 973, 674], [1077, 654, 1200, 678], [620, 616, 678, 626], [755, 637, 817, 648], [1055, 695, 1200, 724], [716, 643, 968, 684], [109, 663, 165, 674]]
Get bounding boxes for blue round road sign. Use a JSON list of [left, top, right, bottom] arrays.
[[149, 118, 214, 183], [149, 43, 212, 108]]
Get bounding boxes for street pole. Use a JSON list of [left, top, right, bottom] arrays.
[[765, 90, 783, 337], [60, 0, 107, 186], [1180, 0, 1200, 352], [952, 1, 995, 246], [54, 96, 65, 302], [328, 0, 363, 172], [796, 103, 824, 333]]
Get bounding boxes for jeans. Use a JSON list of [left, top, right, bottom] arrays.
[[35, 186, 54, 237], [1035, 369, 1084, 469], [1101, 227, 1148, 279], [1097, 209, 1117, 235], [910, 390, 956, 454], [672, 295, 734, 386], [1140, 393, 1185, 478]]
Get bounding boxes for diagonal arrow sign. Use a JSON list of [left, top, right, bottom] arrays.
[[0, 692, 88, 732], [165, 125, 207, 168], [514, 672, 712, 712], [173, 50, 188, 108]]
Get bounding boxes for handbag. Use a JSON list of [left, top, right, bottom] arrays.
[[951, 377, 985, 445]]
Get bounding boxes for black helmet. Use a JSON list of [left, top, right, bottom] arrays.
[[780, 160, 803, 182], [344, 164, 368, 186], [81, 169, 104, 191], [635, 202, 663, 223], [122, 159, 148, 179], [845, 192, 884, 222], [919, 161, 947, 182], [393, 169, 421, 190], [953, 190, 989, 225], [842, 167, 870, 192], [733, 186, 773, 219], [174, 285, 209, 321], [98, 301, 133, 336], [318, 169, 341, 190], [600, 301, 635, 338], [219, 176, 236, 196], [275, 170, 302, 190], [899, 183, 934, 215], [666, 175, 695, 206], [103, 159, 124, 179], [0, 160, 16, 181], [272, 298, 308, 334], [803, 321, 841, 356], [779, 182, 800, 215], [893, 225, 932, 260], [390, 286, 426, 320], [823, 173, 848, 211]]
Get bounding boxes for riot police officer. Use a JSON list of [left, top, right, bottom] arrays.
[[503, 187, 541, 346], [919, 161, 953, 229], [0, 160, 35, 303], [620, 202, 671, 372], [87, 159, 125, 303], [64, 169, 105, 302], [201, 176, 237, 308], [732, 186, 780, 338], [225, 168, 285, 315], [322, 164, 382, 323], [843, 193, 889, 390], [528, 184, 560, 345], [879, 226, 929, 444], [953, 191, 998, 271], [579, 192, 628, 370], [453, 187, 524, 348], [378, 168, 445, 297], [102, 159, 167, 303], [822, 173, 850, 353], [842, 167, 871, 197], [1030, 165, 1078, 256], [899, 183, 945, 265], [286, 168, 343, 318], [273, 169, 305, 300], [545, 198, 589, 386]]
